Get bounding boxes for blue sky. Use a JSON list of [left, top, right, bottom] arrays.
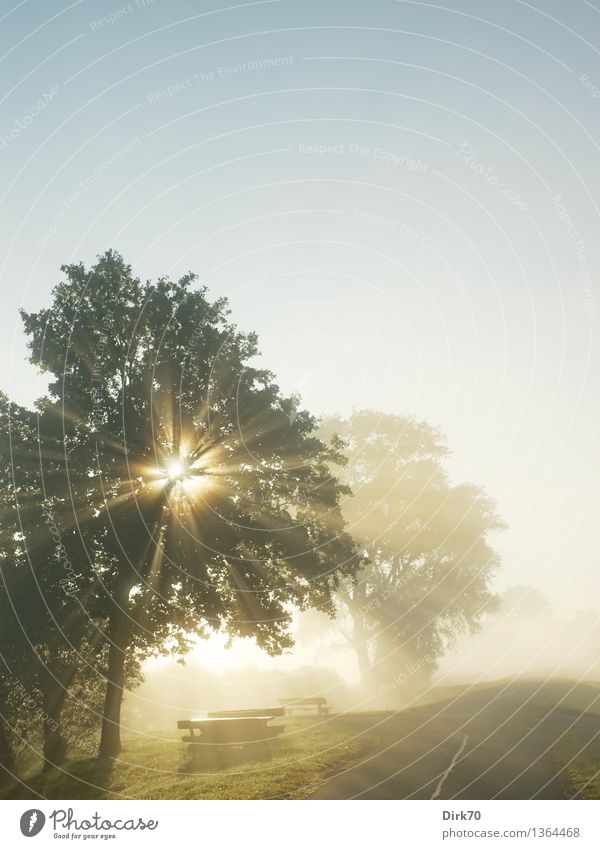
[[2, 0, 600, 614]]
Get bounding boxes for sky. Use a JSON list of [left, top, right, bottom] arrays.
[[2, 0, 600, 617]]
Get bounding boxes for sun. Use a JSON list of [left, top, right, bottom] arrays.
[[165, 457, 186, 481], [139, 441, 223, 512]]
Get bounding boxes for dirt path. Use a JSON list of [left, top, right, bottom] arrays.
[[312, 682, 600, 799]]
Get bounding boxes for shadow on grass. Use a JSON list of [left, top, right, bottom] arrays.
[[181, 741, 275, 775], [0, 756, 116, 800]]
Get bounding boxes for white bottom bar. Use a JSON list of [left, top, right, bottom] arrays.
[[1, 799, 599, 848]]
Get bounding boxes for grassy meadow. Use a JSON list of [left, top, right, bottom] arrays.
[[3, 680, 600, 800]]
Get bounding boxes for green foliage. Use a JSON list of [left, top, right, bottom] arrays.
[[20, 251, 358, 651], [4, 250, 360, 761], [321, 411, 504, 694]]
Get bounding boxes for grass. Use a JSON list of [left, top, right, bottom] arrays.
[[0, 716, 380, 800], [551, 714, 600, 799], [559, 746, 600, 798], [3, 680, 600, 800]]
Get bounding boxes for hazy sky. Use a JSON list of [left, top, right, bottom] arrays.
[[2, 0, 600, 615]]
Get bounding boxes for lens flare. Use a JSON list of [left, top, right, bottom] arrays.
[[165, 458, 186, 481]]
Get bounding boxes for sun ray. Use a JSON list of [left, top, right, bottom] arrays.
[[144, 526, 165, 593]]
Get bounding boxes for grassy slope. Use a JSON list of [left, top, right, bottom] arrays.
[[2, 680, 600, 800], [556, 731, 600, 799], [1, 716, 380, 800]]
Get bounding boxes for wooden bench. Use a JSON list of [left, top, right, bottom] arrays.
[[177, 707, 284, 751], [278, 697, 330, 716]]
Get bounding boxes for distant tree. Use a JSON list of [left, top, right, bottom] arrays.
[[321, 411, 504, 703], [20, 251, 359, 758], [500, 585, 551, 620]]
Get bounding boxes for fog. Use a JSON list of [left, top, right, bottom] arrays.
[[125, 585, 600, 729], [438, 586, 600, 686]]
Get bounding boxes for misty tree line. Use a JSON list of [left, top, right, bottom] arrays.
[[0, 252, 502, 776], [320, 412, 504, 704]]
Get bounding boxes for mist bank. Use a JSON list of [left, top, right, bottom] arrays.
[[438, 585, 600, 684], [127, 585, 600, 726]]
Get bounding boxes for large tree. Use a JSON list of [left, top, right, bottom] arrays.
[[0, 392, 116, 771], [321, 411, 504, 704], [20, 251, 359, 758]]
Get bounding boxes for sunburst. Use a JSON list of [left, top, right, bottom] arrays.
[[136, 441, 222, 517], [165, 457, 187, 481]]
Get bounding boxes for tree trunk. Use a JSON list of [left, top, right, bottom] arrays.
[[41, 679, 69, 769], [0, 700, 15, 774], [351, 615, 372, 682], [347, 582, 374, 688], [98, 586, 131, 760], [41, 612, 97, 770], [98, 647, 125, 759]]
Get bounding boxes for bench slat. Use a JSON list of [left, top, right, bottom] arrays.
[[181, 716, 278, 726], [207, 707, 285, 718]]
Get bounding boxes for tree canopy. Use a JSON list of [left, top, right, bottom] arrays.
[[321, 411, 504, 703], [6, 251, 359, 759]]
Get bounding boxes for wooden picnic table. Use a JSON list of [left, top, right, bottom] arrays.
[[177, 708, 284, 749], [279, 697, 329, 716]]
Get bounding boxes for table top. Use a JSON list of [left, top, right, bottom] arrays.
[[186, 716, 276, 723]]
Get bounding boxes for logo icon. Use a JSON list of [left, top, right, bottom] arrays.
[[19, 810, 45, 837]]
